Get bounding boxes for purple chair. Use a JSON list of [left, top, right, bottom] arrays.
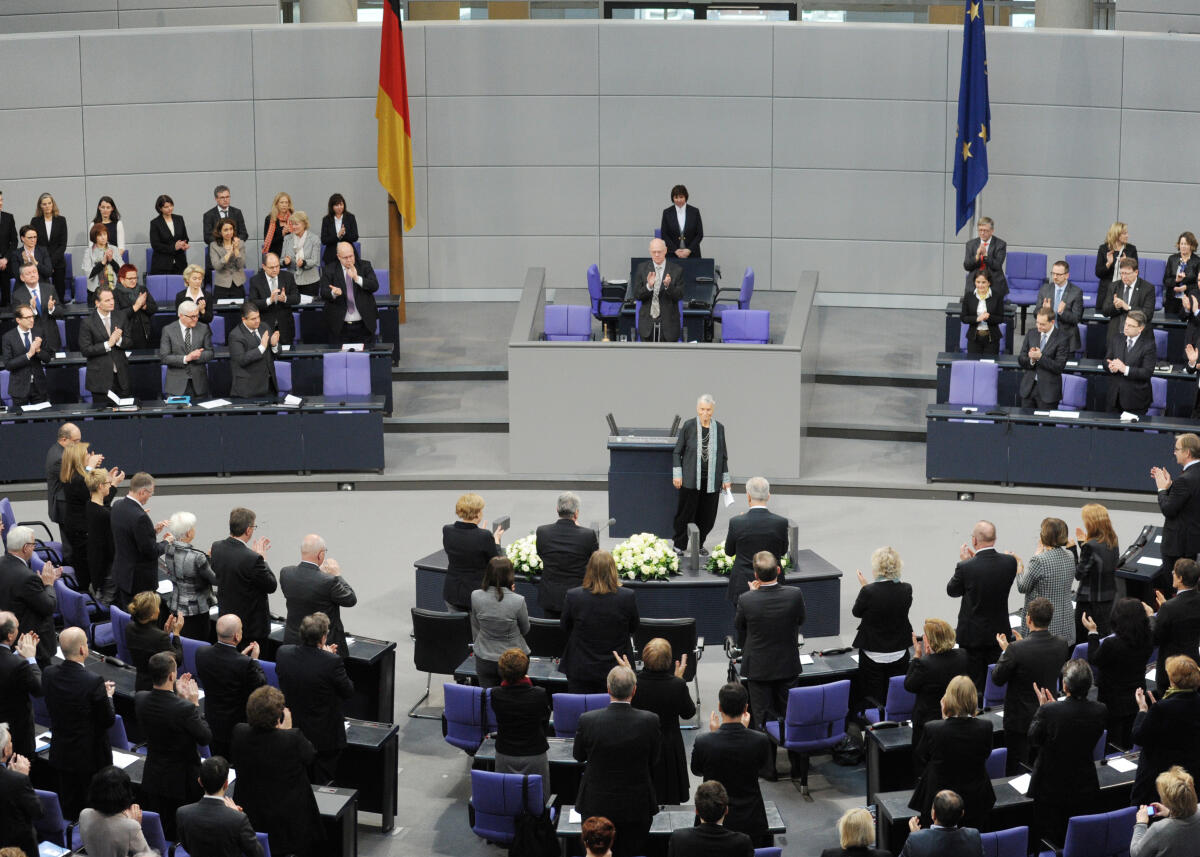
[[1066, 253, 1100, 308], [54, 578, 110, 647], [64, 251, 74, 282], [140, 810, 169, 856], [468, 770, 551, 846], [145, 248, 154, 273], [146, 274, 182, 304], [586, 264, 623, 335], [1153, 329, 1167, 361], [78, 366, 92, 404], [958, 322, 1008, 354], [1142, 258, 1166, 308], [1005, 252, 1048, 322], [0, 369, 8, 406], [1076, 324, 1088, 358], [983, 663, 1005, 709], [108, 713, 137, 752], [322, 351, 370, 397], [209, 315, 226, 346], [981, 826, 1028, 857], [653, 228, 662, 239], [109, 604, 134, 662], [0, 497, 62, 563], [179, 634, 205, 687], [260, 658, 279, 688], [721, 309, 769, 344], [633, 300, 684, 342], [276, 361, 292, 394], [765, 679, 851, 794], [73, 275, 87, 303], [713, 268, 754, 321], [985, 746, 1007, 779], [551, 692, 609, 738], [1059, 374, 1087, 410], [1036, 806, 1136, 857], [753, 850, 782, 857], [864, 674, 916, 724], [1149, 376, 1167, 416], [34, 789, 69, 845], [543, 305, 592, 341], [948, 361, 1000, 408], [443, 683, 496, 755]]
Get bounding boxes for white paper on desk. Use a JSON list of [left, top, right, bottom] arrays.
[[1155, 534, 1162, 544], [721, 487, 734, 508], [112, 750, 140, 769], [55, 352, 67, 359], [283, 394, 303, 406], [196, 689, 205, 700], [1008, 773, 1032, 795], [1066, 361, 1080, 367], [55, 647, 63, 661], [197, 398, 230, 410], [21, 401, 51, 412], [35, 731, 51, 752], [1108, 756, 1137, 773], [298, 295, 314, 305], [344, 719, 353, 731], [1047, 410, 1080, 420], [799, 654, 814, 665], [107, 390, 134, 406], [1120, 411, 1141, 423], [979, 358, 996, 364], [156, 579, 174, 594], [1010, 614, 1022, 628], [124, 351, 132, 359], [280, 344, 291, 352], [1137, 556, 1161, 568], [850, 653, 859, 663], [227, 767, 237, 785], [1147, 668, 1156, 682], [271, 622, 284, 633], [217, 299, 242, 308], [340, 343, 364, 352], [345, 636, 356, 646], [569, 809, 582, 824]]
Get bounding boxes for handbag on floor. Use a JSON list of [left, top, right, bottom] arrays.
[[508, 774, 558, 857]]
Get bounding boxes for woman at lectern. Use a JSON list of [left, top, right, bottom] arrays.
[[659, 184, 703, 259]]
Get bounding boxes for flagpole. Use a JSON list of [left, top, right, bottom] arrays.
[[388, 195, 407, 324]]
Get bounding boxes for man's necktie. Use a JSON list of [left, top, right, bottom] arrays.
[[1127, 337, 1135, 351], [651, 266, 662, 319], [23, 331, 30, 351], [1039, 332, 1048, 350], [184, 326, 193, 353], [1125, 284, 1133, 304], [345, 271, 358, 315], [103, 315, 111, 336], [31, 290, 40, 314]]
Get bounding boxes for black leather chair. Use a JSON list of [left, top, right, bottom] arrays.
[[409, 607, 471, 720], [524, 616, 567, 659], [633, 617, 704, 727]]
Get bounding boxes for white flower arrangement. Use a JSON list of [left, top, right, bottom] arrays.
[[612, 532, 680, 581], [706, 542, 792, 576], [505, 534, 543, 579]]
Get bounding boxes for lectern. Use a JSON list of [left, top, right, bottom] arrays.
[[607, 430, 677, 539]]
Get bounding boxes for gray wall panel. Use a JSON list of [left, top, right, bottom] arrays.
[[252, 166, 414, 239], [1120, 109, 1200, 182], [776, 239, 945, 296], [962, 29, 1122, 109], [1115, 182, 1199, 257], [424, 22, 598, 96], [0, 179, 89, 251], [115, 8, 277, 27], [773, 170, 943, 242], [83, 170, 256, 243], [253, 98, 377, 171], [774, 99, 945, 172], [984, 103, 1121, 179], [79, 28, 253, 104], [0, 108, 85, 180], [251, 27, 379, 100], [427, 97, 599, 167], [428, 236, 598, 289], [1122, 36, 1200, 111], [774, 25, 947, 101], [0, 36, 82, 108], [599, 167, 772, 239], [83, 102, 256, 175], [5, 0, 113, 11], [0, 12, 116, 33], [427, 167, 598, 236], [599, 97, 771, 167], [598, 22, 772, 97]]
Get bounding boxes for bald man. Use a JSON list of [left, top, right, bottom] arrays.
[[194, 615, 266, 759], [320, 241, 380, 347], [280, 535, 357, 657], [632, 238, 684, 342], [946, 520, 1018, 693]]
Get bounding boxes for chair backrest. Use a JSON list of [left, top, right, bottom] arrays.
[[948, 361, 999, 407], [1150, 376, 1167, 415], [108, 713, 133, 751], [752, 849, 782, 857], [0, 497, 14, 535], [543, 304, 591, 341], [210, 315, 226, 346], [958, 322, 1008, 354], [1059, 374, 1088, 410], [79, 365, 91, 404], [1006, 251, 1047, 284], [260, 658, 280, 689], [34, 789, 68, 845], [1066, 254, 1099, 289], [1093, 729, 1108, 762], [979, 825, 1028, 857], [586, 263, 602, 310], [0, 369, 8, 406], [1071, 642, 1088, 661], [110, 604, 133, 662], [256, 831, 272, 857], [721, 309, 770, 345], [551, 692, 610, 738], [141, 810, 168, 856], [275, 361, 292, 394], [984, 746, 1007, 779], [1141, 257, 1166, 298], [322, 351, 371, 398], [883, 673, 916, 722], [411, 607, 472, 674], [524, 616, 567, 659], [146, 274, 180, 303], [443, 683, 496, 753], [782, 680, 850, 746], [57, 319, 66, 346], [738, 268, 755, 308], [54, 578, 92, 630], [983, 663, 1005, 709], [632, 617, 698, 682], [1153, 328, 1167, 360], [179, 634, 206, 687], [469, 770, 544, 845], [1061, 806, 1137, 857]]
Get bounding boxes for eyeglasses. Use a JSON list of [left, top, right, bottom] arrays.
[[16, 314, 33, 320], [182, 313, 199, 320]]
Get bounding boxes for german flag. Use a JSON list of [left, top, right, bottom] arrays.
[[377, 0, 414, 230]]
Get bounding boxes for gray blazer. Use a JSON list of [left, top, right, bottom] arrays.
[[159, 320, 214, 396], [470, 587, 530, 661], [160, 542, 217, 617], [281, 231, 322, 288], [78, 809, 150, 857], [209, 240, 247, 289]]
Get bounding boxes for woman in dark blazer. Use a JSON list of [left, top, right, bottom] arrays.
[[63, 442, 122, 596], [625, 637, 695, 805], [320, 193, 359, 266], [149, 194, 190, 275], [85, 469, 117, 604], [174, 264, 214, 325], [560, 551, 639, 694], [1073, 503, 1120, 643], [961, 269, 1004, 355], [490, 648, 551, 786], [819, 807, 891, 857], [32, 192, 68, 298], [112, 264, 158, 350], [1086, 597, 1154, 751], [659, 184, 703, 259], [1095, 221, 1137, 311], [124, 591, 184, 692], [903, 618, 971, 751], [231, 686, 324, 857], [850, 546, 913, 715], [442, 493, 504, 613], [908, 675, 995, 831], [1164, 231, 1200, 317], [1131, 655, 1200, 806]]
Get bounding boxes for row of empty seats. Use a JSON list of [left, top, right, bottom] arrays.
[[948, 359, 1170, 414]]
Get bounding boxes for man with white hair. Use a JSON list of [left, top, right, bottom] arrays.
[[671, 394, 731, 555], [632, 238, 684, 342], [0, 720, 42, 857], [280, 534, 357, 657], [535, 491, 599, 619], [0, 611, 42, 759], [0, 526, 60, 664], [723, 476, 789, 604], [159, 298, 213, 397]]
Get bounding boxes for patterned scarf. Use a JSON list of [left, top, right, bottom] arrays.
[[694, 419, 719, 493]]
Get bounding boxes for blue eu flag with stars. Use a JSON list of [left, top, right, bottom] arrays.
[[953, 0, 990, 234]]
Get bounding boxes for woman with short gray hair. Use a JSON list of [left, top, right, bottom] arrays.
[[159, 511, 217, 640]]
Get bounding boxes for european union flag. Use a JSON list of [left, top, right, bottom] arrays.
[[953, 0, 991, 234]]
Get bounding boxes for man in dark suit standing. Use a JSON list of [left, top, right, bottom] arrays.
[[573, 665, 662, 857], [0, 721, 41, 857], [962, 216, 1008, 301], [12, 260, 63, 353], [1103, 257, 1157, 352], [45, 422, 82, 532], [723, 476, 789, 606], [227, 301, 280, 399], [160, 300, 214, 397], [690, 682, 771, 845], [2, 302, 51, 406], [41, 626, 115, 820], [1035, 260, 1084, 355], [992, 597, 1069, 774], [1104, 310, 1156, 415], [247, 254, 300, 343], [946, 520, 1017, 693], [8, 227, 52, 292], [0, 191, 17, 294], [281, 534, 357, 656], [321, 241, 380, 347], [1152, 433, 1200, 596], [78, 286, 132, 402], [632, 238, 684, 342], [176, 756, 264, 857], [1150, 559, 1200, 695], [210, 507, 277, 650], [1017, 307, 1071, 409], [660, 184, 703, 260], [899, 791, 982, 857], [202, 185, 249, 247], [0, 526, 61, 665], [535, 491, 599, 619], [135, 651, 211, 840], [667, 781, 751, 857], [734, 551, 806, 783], [195, 614, 266, 759], [0, 612, 42, 760], [276, 612, 355, 784], [110, 473, 169, 606]]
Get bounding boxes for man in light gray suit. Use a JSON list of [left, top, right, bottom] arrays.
[[159, 299, 213, 397], [1034, 259, 1084, 354]]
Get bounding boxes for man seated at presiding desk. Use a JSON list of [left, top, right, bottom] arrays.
[[176, 755, 264, 857], [632, 238, 683, 343], [666, 781, 751, 857], [1104, 309, 1156, 415], [227, 301, 281, 399], [1018, 307, 1071, 410], [2, 302, 51, 406], [78, 286, 133, 404], [534, 491, 598, 620], [160, 299, 214, 398], [899, 790, 982, 857]]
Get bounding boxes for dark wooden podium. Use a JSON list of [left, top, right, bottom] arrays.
[[607, 430, 677, 539]]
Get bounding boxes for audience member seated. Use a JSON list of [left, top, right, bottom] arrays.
[[907, 675, 994, 831], [1028, 658, 1108, 844], [160, 511, 217, 641], [320, 194, 358, 266], [261, 192, 294, 261], [77, 766, 150, 857], [2, 302, 51, 407], [228, 301, 281, 399], [469, 556, 529, 689], [149, 194, 190, 276], [659, 184, 703, 260], [1035, 259, 1083, 355], [1013, 517, 1075, 641], [691, 682, 771, 845], [1074, 503, 1120, 643], [80, 287, 133, 405], [1017, 307, 1070, 409], [442, 493, 503, 613], [92, 196, 126, 259], [1131, 765, 1200, 857], [135, 651, 209, 840], [195, 614, 266, 760], [174, 263, 214, 325], [993, 596, 1069, 774], [275, 611, 354, 784], [490, 648, 551, 786], [1132, 655, 1200, 806], [281, 534, 357, 657], [962, 216, 1007, 301], [900, 790, 981, 857], [281, 211, 321, 294], [620, 637, 695, 805], [84, 223, 121, 304], [0, 525, 62, 665], [160, 298, 214, 398], [9, 225, 52, 289], [0, 611, 41, 759], [581, 816, 616, 857], [1164, 232, 1200, 317], [247, 254, 299, 341], [1085, 597, 1154, 750], [850, 546, 913, 717], [667, 781, 752, 857], [321, 241, 381, 347], [534, 491, 599, 620], [210, 506, 277, 651], [112, 265, 157, 350], [32, 193, 68, 299], [960, 269, 1003, 355], [209, 217, 248, 300], [176, 756, 264, 857], [1095, 220, 1137, 312], [820, 806, 890, 857], [125, 591, 183, 692], [904, 618, 970, 751], [231, 685, 324, 857], [0, 722, 39, 857], [561, 551, 639, 694], [1151, 559, 1200, 696]]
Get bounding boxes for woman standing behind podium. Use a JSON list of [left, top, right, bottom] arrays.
[[442, 492, 504, 613], [659, 184, 703, 259]]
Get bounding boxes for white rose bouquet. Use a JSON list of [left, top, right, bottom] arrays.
[[505, 534, 543, 579], [706, 542, 792, 575], [612, 532, 680, 581]]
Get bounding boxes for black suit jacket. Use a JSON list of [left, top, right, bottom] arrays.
[[723, 507, 789, 604], [1152, 588, 1200, 693], [959, 290, 1004, 340], [275, 644, 354, 752], [41, 659, 114, 773], [0, 554, 56, 663], [1017, 325, 1071, 408], [963, 235, 1008, 298], [0, 643, 41, 758], [632, 260, 684, 341], [442, 521, 501, 609], [946, 547, 1017, 648], [660, 205, 703, 259], [851, 580, 913, 652], [46, 442, 64, 524], [0, 764, 41, 857], [177, 795, 263, 857], [11, 283, 63, 353], [7, 247, 52, 284], [690, 723, 771, 837], [904, 648, 972, 744], [320, 214, 359, 266], [573, 702, 661, 825], [1103, 331, 1156, 413], [560, 587, 639, 686], [78, 309, 131, 395], [1, 325, 50, 401], [908, 715, 995, 827], [110, 495, 166, 598], [0, 212, 16, 261], [320, 259, 380, 340], [247, 269, 300, 336], [667, 823, 751, 857], [126, 619, 182, 692], [210, 537, 278, 645], [174, 288, 214, 325], [534, 519, 598, 612], [195, 642, 266, 756], [992, 629, 1070, 734], [898, 826, 982, 857], [1102, 276, 1156, 338], [1095, 242, 1138, 305], [735, 583, 806, 681], [1130, 688, 1200, 805], [1087, 631, 1152, 718], [1157, 464, 1200, 562], [113, 285, 158, 350], [1163, 253, 1200, 316], [1028, 696, 1107, 800], [203, 206, 249, 244], [281, 561, 357, 656], [31, 215, 67, 268], [229, 725, 322, 857], [135, 687, 212, 801], [1034, 280, 1085, 353], [227, 321, 277, 399], [149, 215, 190, 275]]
